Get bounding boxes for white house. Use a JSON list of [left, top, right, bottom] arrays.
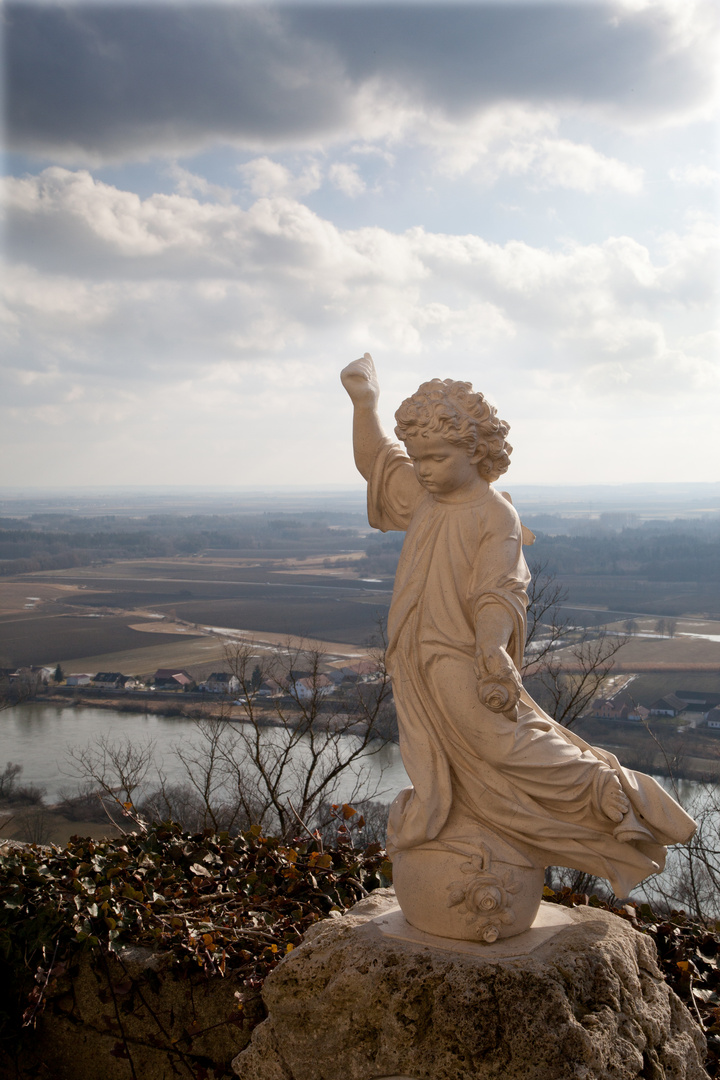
[[66, 673, 93, 686]]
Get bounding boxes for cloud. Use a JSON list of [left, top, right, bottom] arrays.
[[420, 105, 644, 190], [6, 2, 717, 164], [238, 156, 323, 198], [328, 162, 366, 197], [166, 164, 236, 205], [527, 138, 644, 193], [669, 164, 720, 187], [3, 169, 717, 422]]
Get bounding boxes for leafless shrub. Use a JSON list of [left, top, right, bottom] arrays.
[[216, 638, 395, 839], [12, 806, 52, 846], [523, 562, 627, 730], [0, 762, 23, 800]]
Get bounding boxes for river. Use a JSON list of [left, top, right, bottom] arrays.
[[2, 702, 717, 912], [0, 702, 410, 806]]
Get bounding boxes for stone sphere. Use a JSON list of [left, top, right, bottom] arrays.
[[392, 843, 544, 943]]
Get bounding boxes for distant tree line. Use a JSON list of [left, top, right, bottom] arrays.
[[352, 519, 720, 583], [0, 511, 367, 575], [1, 510, 718, 584], [529, 526, 720, 582]]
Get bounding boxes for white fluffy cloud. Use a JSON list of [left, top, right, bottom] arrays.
[[238, 157, 324, 198], [328, 163, 367, 197], [3, 169, 716, 408]]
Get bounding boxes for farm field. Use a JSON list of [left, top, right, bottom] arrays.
[[0, 611, 207, 669], [48, 634, 233, 680], [4, 552, 720, 676], [625, 670, 720, 705], [555, 575, 720, 620], [2, 528, 719, 683], [0, 582, 88, 615], [53, 624, 375, 681], [602, 616, 720, 672], [0, 554, 392, 668], [609, 634, 720, 671]]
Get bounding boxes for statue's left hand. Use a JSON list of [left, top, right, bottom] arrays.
[[475, 646, 521, 720]]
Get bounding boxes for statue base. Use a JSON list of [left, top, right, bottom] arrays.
[[232, 889, 707, 1080], [392, 841, 544, 942]]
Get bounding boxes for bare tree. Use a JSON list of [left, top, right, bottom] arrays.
[[139, 780, 238, 835], [217, 638, 395, 839], [65, 735, 157, 826], [12, 805, 51, 846], [63, 635, 395, 840], [0, 671, 39, 711], [523, 561, 569, 669], [523, 562, 627, 730], [0, 763, 23, 800], [167, 716, 264, 833], [638, 781, 720, 920]]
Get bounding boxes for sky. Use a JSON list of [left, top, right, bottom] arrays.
[[2, 0, 719, 489]]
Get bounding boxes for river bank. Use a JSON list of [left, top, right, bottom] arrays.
[[2, 698, 718, 848], [31, 690, 720, 782]]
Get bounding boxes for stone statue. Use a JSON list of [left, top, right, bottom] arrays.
[[341, 353, 696, 943]]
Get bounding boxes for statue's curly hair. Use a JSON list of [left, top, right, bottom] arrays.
[[394, 378, 512, 482]]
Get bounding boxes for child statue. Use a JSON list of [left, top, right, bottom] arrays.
[[341, 353, 695, 942]]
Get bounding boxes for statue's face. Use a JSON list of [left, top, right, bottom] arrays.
[[404, 430, 480, 496]]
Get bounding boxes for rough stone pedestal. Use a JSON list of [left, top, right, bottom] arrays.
[[232, 888, 707, 1080]]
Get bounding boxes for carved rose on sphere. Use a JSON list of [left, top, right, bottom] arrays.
[[466, 882, 505, 913], [447, 846, 521, 943], [479, 679, 511, 713]]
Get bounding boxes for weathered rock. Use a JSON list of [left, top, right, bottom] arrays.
[[233, 889, 707, 1080], [4, 944, 263, 1080]]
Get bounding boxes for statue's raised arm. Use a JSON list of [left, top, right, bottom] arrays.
[[340, 353, 385, 481]]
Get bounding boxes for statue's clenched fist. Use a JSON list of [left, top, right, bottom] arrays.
[[340, 352, 380, 407]]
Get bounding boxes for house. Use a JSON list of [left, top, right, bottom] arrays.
[[294, 674, 334, 701], [648, 694, 686, 718], [330, 661, 385, 687], [593, 691, 645, 721], [93, 672, 128, 690], [676, 690, 720, 712], [66, 673, 93, 687], [257, 679, 283, 698], [202, 673, 240, 694], [705, 707, 720, 730], [256, 680, 280, 698], [6, 668, 47, 690], [329, 667, 361, 687], [11, 665, 55, 686], [274, 673, 335, 700], [153, 668, 195, 690]]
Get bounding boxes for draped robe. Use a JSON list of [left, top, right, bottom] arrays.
[[369, 439, 695, 897]]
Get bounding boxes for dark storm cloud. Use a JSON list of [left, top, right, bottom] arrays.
[[286, 3, 702, 115], [5, 4, 348, 156], [4, 2, 715, 159]]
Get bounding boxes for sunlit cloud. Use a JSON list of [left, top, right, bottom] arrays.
[[2, 0, 718, 486]]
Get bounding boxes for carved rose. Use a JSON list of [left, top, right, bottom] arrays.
[[480, 681, 511, 712], [448, 850, 521, 942], [466, 883, 504, 913]]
